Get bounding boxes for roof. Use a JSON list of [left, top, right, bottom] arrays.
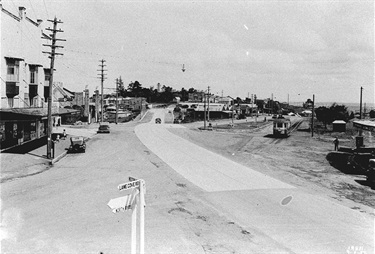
[[353, 119, 375, 131], [332, 120, 347, 124], [0, 107, 80, 117], [302, 110, 312, 114]]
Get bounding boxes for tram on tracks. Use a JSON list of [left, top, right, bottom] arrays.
[[272, 115, 292, 137]]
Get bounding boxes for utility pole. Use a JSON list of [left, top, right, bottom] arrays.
[[203, 91, 206, 129], [207, 86, 210, 122], [42, 17, 65, 159], [360, 86, 363, 120], [115, 78, 119, 124], [95, 88, 99, 122], [311, 94, 315, 137], [359, 86, 363, 137], [231, 98, 234, 125], [98, 59, 107, 122]]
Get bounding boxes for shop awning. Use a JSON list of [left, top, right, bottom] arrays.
[[4, 56, 25, 61], [353, 120, 375, 131], [0, 107, 80, 119]]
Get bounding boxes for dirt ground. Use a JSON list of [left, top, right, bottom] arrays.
[[167, 117, 375, 216]]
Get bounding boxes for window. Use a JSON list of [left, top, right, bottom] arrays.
[[6, 59, 20, 82], [8, 98, 14, 108], [30, 66, 38, 84], [44, 69, 51, 82]]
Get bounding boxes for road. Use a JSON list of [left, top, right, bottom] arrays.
[[1, 107, 373, 253], [136, 108, 374, 253]]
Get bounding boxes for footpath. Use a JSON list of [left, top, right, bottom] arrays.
[[0, 124, 98, 183]]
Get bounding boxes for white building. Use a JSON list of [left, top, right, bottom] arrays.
[[1, 5, 51, 109]]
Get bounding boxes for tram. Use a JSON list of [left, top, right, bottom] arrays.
[[273, 115, 292, 137]]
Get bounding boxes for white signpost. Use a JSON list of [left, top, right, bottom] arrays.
[[108, 177, 145, 254]]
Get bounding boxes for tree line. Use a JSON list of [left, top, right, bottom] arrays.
[[315, 103, 375, 128], [115, 79, 196, 103]]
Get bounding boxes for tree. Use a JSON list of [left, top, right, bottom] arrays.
[[117, 77, 127, 97], [315, 103, 349, 128], [188, 88, 197, 93], [315, 106, 333, 128], [329, 103, 349, 121], [180, 88, 188, 101], [160, 85, 174, 102], [349, 111, 355, 120], [369, 110, 375, 118], [128, 81, 143, 97], [303, 99, 313, 109]]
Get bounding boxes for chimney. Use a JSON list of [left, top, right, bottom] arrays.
[[19, 7, 26, 19]]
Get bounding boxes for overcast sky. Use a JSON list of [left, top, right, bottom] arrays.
[[5, 0, 374, 104]]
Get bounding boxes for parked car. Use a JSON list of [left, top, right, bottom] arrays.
[[97, 123, 110, 133], [69, 137, 86, 153], [155, 118, 162, 124]]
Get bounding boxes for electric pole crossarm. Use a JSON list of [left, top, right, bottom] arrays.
[[42, 44, 64, 48], [47, 18, 63, 23], [46, 28, 64, 33]]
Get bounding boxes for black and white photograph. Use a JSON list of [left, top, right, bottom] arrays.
[[1, 0, 374, 253]]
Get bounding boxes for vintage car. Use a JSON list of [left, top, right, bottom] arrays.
[[69, 137, 86, 153], [97, 123, 110, 133], [155, 118, 162, 124]]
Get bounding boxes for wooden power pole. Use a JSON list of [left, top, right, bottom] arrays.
[[115, 78, 119, 124], [42, 17, 65, 159], [98, 59, 107, 122]]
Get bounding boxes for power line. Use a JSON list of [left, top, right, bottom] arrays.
[[27, 0, 38, 20], [42, 0, 50, 19]]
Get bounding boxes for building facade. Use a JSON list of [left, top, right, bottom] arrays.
[[0, 5, 77, 150]]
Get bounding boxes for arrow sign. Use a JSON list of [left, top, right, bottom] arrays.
[[107, 193, 137, 213]]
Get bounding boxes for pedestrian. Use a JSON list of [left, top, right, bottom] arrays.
[[56, 135, 60, 142], [62, 129, 67, 139], [333, 137, 339, 151]]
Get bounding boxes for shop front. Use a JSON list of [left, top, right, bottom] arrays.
[[0, 108, 77, 151]]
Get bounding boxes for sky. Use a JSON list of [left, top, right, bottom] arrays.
[[4, 0, 374, 104]]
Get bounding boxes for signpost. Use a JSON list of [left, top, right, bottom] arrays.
[[108, 177, 145, 254]]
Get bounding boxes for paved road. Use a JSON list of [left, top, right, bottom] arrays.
[[136, 108, 374, 254]]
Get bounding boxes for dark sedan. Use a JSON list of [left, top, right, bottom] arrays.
[[97, 124, 110, 133]]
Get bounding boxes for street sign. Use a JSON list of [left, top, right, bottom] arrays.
[[118, 180, 141, 191], [107, 193, 137, 213], [109, 177, 146, 254], [118, 179, 146, 194]]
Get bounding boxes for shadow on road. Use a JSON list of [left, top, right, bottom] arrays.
[[2, 137, 47, 155], [263, 134, 288, 139]]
